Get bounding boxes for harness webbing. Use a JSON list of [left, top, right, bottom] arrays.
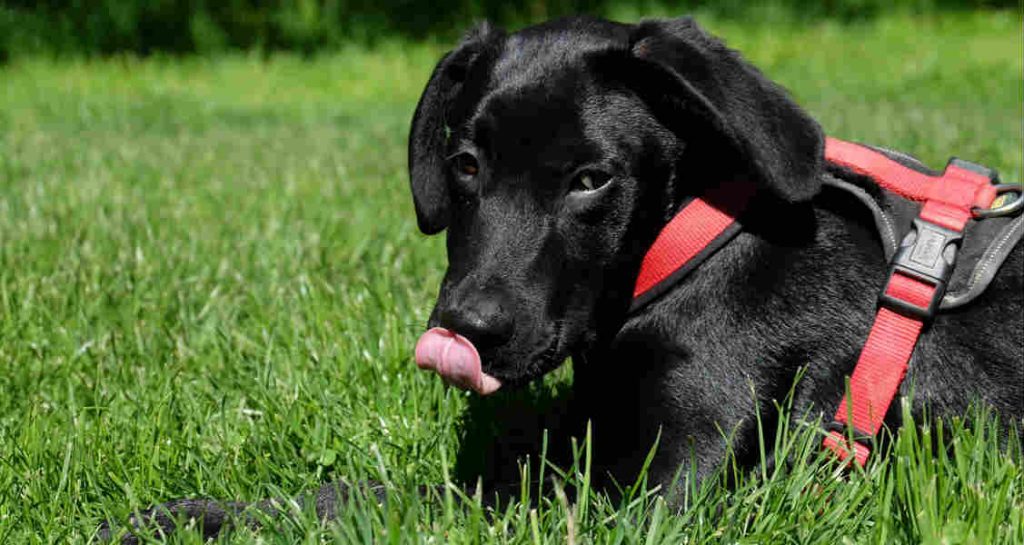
[[824, 137, 997, 231], [822, 137, 998, 466], [631, 182, 755, 309], [631, 136, 1002, 468]]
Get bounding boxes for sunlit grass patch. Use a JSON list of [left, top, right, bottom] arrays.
[[0, 10, 1021, 544]]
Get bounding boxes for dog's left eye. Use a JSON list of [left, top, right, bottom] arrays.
[[451, 153, 479, 178], [571, 170, 611, 193]]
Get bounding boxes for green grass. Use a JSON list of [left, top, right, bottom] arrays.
[[1, 10, 1022, 544]]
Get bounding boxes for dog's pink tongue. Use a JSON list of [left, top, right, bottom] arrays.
[[415, 328, 501, 395]]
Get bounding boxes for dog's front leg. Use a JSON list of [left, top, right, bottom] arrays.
[[95, 480, 388, 543]]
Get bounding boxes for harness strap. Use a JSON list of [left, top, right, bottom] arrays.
[[825, 137, 998, 231], [630, 137, 1002, 468], [822, 137, 999, 467], [631, 181, 755, 308]]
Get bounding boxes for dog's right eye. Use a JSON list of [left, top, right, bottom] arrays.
[[570, 170, 611, 194], [451, 153, 479, 179]]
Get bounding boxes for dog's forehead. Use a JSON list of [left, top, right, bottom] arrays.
[[491, 19, 627, 85], [463, 28, 633, 168], [470, 83, 594, 173], [458, 21, 668, 178], [468, 83, 656, 176]]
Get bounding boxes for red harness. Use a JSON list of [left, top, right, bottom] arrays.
[[632, 137, 1004, 467]]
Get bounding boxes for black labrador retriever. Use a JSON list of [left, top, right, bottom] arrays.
[[103, 15, 1023, 542], [407, 13, 1022, 485]]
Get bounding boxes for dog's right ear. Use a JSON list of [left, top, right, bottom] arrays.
[[409, 23, 503, 234], [614, 18, 824, 203]]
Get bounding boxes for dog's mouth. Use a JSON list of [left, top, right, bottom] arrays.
[[414, 328, 503, 395], [414, 325, 565, 395]]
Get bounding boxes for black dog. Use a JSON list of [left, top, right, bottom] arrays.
[[103, 15, 1023, 542], [408, 14, 1022, 490]]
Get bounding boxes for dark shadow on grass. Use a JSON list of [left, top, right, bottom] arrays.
[[454, 373, 580, 498]]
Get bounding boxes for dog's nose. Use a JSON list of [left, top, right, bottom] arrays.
[[438, 292, 514, 351]]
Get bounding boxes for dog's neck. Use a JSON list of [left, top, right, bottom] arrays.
[[577, 188, 870, 374]]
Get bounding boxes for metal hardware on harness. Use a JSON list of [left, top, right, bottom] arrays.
[[944, 157, 1022, 219], [973, 184, 1023, 219], [879, 218, 962, 321]]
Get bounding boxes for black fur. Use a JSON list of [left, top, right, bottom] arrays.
[[104, 15, 1023, 541]]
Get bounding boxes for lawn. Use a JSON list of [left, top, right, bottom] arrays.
[[1, 9, 1022, 544]]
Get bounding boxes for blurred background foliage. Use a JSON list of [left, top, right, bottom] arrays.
[[0, 0, 1017, 60]]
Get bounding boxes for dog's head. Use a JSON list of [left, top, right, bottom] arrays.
[[409, 17, 823, 393]]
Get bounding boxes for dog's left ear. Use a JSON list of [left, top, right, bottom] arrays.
[[627, 18, 824, 202]]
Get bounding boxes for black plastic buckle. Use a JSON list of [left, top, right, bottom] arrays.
[[878, 218, 962, 320]]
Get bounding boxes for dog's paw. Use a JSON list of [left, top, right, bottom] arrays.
[[94, 498, 250, 544], [94, 480, 388, 543], [307, 479, 388, 520]]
